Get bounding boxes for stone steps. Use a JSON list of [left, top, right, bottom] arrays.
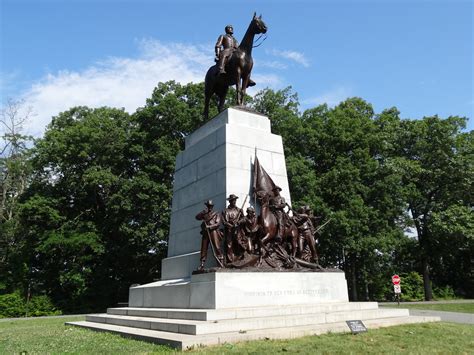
[[84, 306, 410, 335], [67, 315, 440, 350], [107, 301, 379, 321]]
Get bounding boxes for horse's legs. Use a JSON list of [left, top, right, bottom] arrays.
[[260, 229, 274, 246], [235, 69, 242, 105], [218, 86, 228, 112], [241, 74, 250, 105], [204, 93, 211, 119], [260, 233, 270, 246]]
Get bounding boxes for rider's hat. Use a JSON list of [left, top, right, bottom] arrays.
[[272, 185, 282, 192], [204, 200, 214, 207], [226, 194, 239, 201]]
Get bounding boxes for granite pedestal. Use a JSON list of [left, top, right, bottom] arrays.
[[163, 107, 292, 280]]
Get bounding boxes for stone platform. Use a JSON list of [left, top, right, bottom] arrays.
[[128, 270, 349, 309], [67, 302, 440, 350], [68, 270, 440, 349]]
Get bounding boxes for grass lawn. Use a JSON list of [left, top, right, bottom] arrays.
[[381, 302, 474, 314], [0, 316, 473, 354]]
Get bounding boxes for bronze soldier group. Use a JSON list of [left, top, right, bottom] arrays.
[[195, 189, 321, 271]]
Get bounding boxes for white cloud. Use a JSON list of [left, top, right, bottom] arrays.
[[10, 39, 286, 137], [20, 39, 213, 137], [257, 60, 288, 70], [303, 87, 353, 108], [245, 73, 285, 96], [269, 49, 310, 67]]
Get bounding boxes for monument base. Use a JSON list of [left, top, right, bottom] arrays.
[[129, 270, 349, 309], [68, 300, 439, 350]]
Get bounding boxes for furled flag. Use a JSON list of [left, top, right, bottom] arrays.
[[252, 155, 276, 198]]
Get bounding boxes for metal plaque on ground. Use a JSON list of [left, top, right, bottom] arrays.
[[346, 320, 368, 334]]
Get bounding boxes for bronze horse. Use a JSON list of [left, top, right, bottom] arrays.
[[204, 13, 267, 119], [256, 191, 299, 258]]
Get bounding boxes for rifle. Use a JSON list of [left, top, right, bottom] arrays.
[[314, 218, 331, 234], [234, 195, 249, 226]]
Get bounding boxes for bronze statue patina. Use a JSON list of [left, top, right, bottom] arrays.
[[194, 158, 328, 272], [204, 13, 267, 119], [195, 200, 224, 270], [256, 190, 299, 259], [269, 186, 286, 240], [293, 205, 319, 264], [215, 25, 239, 75], [222, 194, 243, 263], [237, 206, 259, 254]]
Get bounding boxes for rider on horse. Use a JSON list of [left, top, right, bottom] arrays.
[[214, 25, 256, 85], [215, 25, 239, 75]]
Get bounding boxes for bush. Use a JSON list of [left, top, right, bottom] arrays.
[[0, 292, 25, 318], [27, 295, 62, 317], [400, 272, 424, 301], [0, 292, 61, 318], [434, 285, 457, 300]]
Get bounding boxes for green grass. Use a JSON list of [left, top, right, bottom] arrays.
[[381, 303, 474, 314], [196, 322, 474, 354], [1, 316, 473, 354], [0, 316, 174, 354]]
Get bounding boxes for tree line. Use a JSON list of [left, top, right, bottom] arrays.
[[0, 82, 472, 316]]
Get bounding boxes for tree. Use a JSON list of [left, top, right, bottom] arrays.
[[0, 99, 34, 293], [253, 89, 409, 300], [19, 81, 221, 312], [393, 116, 472, 299], [20, 106, 147, 311]]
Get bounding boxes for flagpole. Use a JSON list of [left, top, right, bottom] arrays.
[[253, 147, 257, 208]]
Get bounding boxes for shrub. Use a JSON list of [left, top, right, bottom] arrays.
[[0, 292, 25, 318], [0, 292, 61, 318], [400, 272, 424, 301], [434, 285, 457, 300], [27, 295, 62, 317]]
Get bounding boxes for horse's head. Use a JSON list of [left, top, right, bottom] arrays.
[[252, 12, 268, 35]]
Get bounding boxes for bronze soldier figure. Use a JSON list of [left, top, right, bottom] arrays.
[[222, 194, 243, 263], [269, 186, 286, 240], [293, 205, 319, 264], [195, 200, 224, 270], [237, 206, 260, 254], [215, 25, 239, 75]]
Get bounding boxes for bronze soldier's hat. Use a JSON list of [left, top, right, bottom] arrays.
[[226, 194, 239, 201], [247, 206, 255, 213], [204, 200, 214, 206], [272, 186, 282, 192]]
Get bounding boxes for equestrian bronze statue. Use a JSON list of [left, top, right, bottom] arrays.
[[204, 13, 267, 119]]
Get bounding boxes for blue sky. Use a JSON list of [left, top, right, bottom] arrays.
[[1, 0, 472, 136]]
